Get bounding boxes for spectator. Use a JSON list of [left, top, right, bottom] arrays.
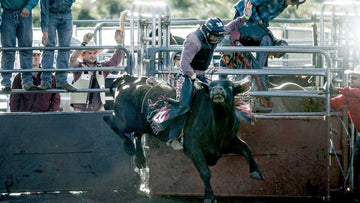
[[9, 50, 60, 112], [231, 0, 305, 109], [0, 0, 39, 92], [173, 52, 181, 69], [37, 0, 76, 91], [69, 30, 124, 111], [331, 67, 360, 200], [233, 0, 306, 76], [234, 0, 306, 83]]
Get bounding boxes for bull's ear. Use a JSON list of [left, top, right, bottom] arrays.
[[233, 75, 253, 95], [194, 78, 209, 93]]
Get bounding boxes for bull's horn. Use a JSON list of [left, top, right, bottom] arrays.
[[194, 78, 209, 92], [233, 75, 253, 95]]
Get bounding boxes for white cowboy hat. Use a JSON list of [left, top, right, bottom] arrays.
[[78, 40, 104, 62]]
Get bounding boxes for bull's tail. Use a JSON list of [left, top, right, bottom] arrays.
[[103, 115, 136, 155]]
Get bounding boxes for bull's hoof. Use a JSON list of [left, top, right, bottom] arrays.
[[250, 171, 265, 181], [204, 198, 217, 203]]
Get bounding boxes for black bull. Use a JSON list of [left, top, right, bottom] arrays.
[[104, 74, 264, 202]]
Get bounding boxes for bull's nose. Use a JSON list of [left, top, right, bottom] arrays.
[[212, 86, 225, 94]]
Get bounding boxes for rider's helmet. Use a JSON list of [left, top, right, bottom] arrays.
[[201, 17, 225, 44]]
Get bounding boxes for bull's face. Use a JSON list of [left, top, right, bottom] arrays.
[[208, 77, 252, 104], [195, 77, 252, 104], [209, 81, 230, 103]]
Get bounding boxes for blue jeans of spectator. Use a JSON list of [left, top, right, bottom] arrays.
[[41, 11, 73, 86], [1, 10, 33, 86]]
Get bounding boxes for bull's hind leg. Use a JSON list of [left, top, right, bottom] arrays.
[[223, 136, 265, 181], [103, 115, 136, 155]]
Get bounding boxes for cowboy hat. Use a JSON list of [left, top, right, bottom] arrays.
[[78, 40, 104, 62]]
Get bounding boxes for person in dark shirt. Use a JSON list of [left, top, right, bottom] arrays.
[[10, 50, 60, 112]]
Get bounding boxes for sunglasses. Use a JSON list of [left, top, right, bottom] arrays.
[[33, 53, 41, 57]]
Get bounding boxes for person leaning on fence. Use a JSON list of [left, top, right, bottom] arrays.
[[37, 0, 76, 91], [330, 67, 360, 200], [0, 0, 39, 92], [69, 30, 125, 111], [149, 1, 253, 150], [9, 50, 60, 112], [232, 0, 306, 91]]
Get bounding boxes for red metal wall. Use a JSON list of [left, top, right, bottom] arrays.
[[147, 114, 347, 198]]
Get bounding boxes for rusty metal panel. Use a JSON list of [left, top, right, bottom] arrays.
[[148, 115, 346, 198]]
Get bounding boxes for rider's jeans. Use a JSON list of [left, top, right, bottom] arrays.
[[1, 10, 33, 86], [41, 11, 73, 86], [152, 74, 193, 138]]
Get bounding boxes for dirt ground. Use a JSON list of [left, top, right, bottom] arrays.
[[0, 190, 355, 203]]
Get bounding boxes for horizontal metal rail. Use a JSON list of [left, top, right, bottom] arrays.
[[249, 91, 324, 98], [0, 88, 111, 95], [0, 67, 125, 73], [208, 68, 326, 76], [0, 45, 132, 74], [147, 46, 333, 114]]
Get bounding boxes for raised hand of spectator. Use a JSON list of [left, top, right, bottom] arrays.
[[82, 33, 94, 45], [115, 10, 128, 45], [243, 0, 253, 18], [114, 29, 124, 45]]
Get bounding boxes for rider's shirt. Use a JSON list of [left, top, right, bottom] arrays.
[[179, 16, 248, 76]]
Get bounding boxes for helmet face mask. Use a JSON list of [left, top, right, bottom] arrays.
[[202, 17, 225, 44]]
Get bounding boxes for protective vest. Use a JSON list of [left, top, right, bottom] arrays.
[[70, 62, 106, 105], [190, 29, 216, 71]]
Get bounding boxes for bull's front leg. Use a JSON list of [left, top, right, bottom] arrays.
[[184, 144, 217, 203], [223, 136, 265, 181]]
